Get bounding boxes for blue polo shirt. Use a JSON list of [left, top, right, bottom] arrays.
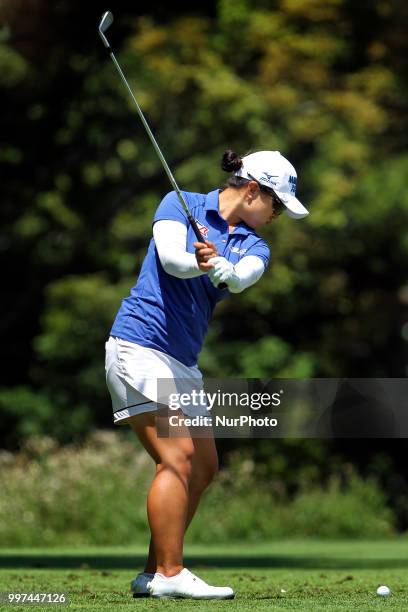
[[110, 189, 270, 366]]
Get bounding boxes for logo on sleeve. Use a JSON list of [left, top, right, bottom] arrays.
[[195, 220, 209, 237]]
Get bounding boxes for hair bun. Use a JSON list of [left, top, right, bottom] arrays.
[[221, 150, 243, 173]]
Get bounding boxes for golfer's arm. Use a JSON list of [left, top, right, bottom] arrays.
[[227, 256, 265, 293], [153, 220, 204, 279]]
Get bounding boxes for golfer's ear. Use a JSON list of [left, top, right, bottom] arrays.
[[247, 180, 259, 200]]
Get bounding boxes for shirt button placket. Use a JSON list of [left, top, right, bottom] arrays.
[[220, 233, 229, 256]]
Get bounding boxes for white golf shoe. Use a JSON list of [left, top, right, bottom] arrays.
[[147, 568, 235, 599], [130, 572, 154, 597]]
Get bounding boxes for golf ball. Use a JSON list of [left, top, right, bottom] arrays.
[[376, 585, 390, 597]]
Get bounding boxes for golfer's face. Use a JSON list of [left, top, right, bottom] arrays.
[[246, 190, 278, 228]]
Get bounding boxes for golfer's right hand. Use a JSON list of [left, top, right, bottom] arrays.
[[194, 240, 218, 272]]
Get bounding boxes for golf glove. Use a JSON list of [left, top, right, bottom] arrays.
[[208, 255, 265, 293], [208, 257, 239, 290]]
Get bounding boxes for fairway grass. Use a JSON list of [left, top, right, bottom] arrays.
[[1, 540, 407, 611]]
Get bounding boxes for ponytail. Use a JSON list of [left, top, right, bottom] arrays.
[[220, 149, 249, 189], [221, 149, 243, 173]]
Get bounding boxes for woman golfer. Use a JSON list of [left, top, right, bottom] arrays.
[[105, 149, 308, 599]]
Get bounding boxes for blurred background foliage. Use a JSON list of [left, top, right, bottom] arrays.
[[0, 432, 399, 545], [1, 0, 408, 535]]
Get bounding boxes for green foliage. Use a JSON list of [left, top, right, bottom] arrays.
[[200, 335, 316, 377], [0, 432, 153, 547], [291, 475, 395, 539], [185, 452, 290, 543], [28, 275, 134, 442], [0, 387, 55, 448], [1, 0, 408, 525], [34, 275, 125, 365], [188, 460, 395, 543], [0, 42, 30, 87], [0, 432, 396, 546]]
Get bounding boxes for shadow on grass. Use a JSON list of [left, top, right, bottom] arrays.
[[0, 553, 407, 570]]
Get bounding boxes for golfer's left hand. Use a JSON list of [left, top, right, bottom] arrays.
[[194, 240, 218, 272], [207, 256, 238, 288]]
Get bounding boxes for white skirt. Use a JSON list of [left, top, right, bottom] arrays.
[[105, 336, 208, 425]]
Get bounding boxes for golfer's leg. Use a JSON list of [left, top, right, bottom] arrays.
[[130, 412, 194, 576], [142, 428, 218, 573], [185, 432, 219, 531]]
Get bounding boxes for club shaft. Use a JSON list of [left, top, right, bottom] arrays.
[[108, 50, 202, 242], [100, 29, 227, 288]]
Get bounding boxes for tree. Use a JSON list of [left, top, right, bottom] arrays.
[[0, 0, 407, 446]]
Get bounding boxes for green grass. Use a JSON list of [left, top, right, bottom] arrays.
[[1, 540, 408, 611]]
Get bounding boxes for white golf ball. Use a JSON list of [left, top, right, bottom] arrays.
[[376, 585, 390, 597]]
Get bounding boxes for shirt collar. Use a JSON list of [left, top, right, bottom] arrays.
[[204, 189, 221, 212], [204, 189, 256, 237]]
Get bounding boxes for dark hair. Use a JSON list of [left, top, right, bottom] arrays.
[[221, 149, 243, 173], [220, 149, 249, 188]]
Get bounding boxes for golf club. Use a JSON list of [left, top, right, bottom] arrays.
[[98, 11, 226, 289]]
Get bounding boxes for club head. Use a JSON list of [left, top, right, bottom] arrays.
[[99, 11, 113, 33], [98, 11, 113, 48]]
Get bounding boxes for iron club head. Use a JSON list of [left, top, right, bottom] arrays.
[[98, 11, 113, 48]]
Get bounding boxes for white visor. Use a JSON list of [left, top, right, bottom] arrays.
[[235, 150, 309, 219]]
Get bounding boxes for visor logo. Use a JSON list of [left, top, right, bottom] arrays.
[[261, 172, 278, 186], [289, 175, 297, 194]]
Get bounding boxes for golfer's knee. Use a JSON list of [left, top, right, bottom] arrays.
[[160, 447, 195, 484], [192, 455, 219, 492]]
